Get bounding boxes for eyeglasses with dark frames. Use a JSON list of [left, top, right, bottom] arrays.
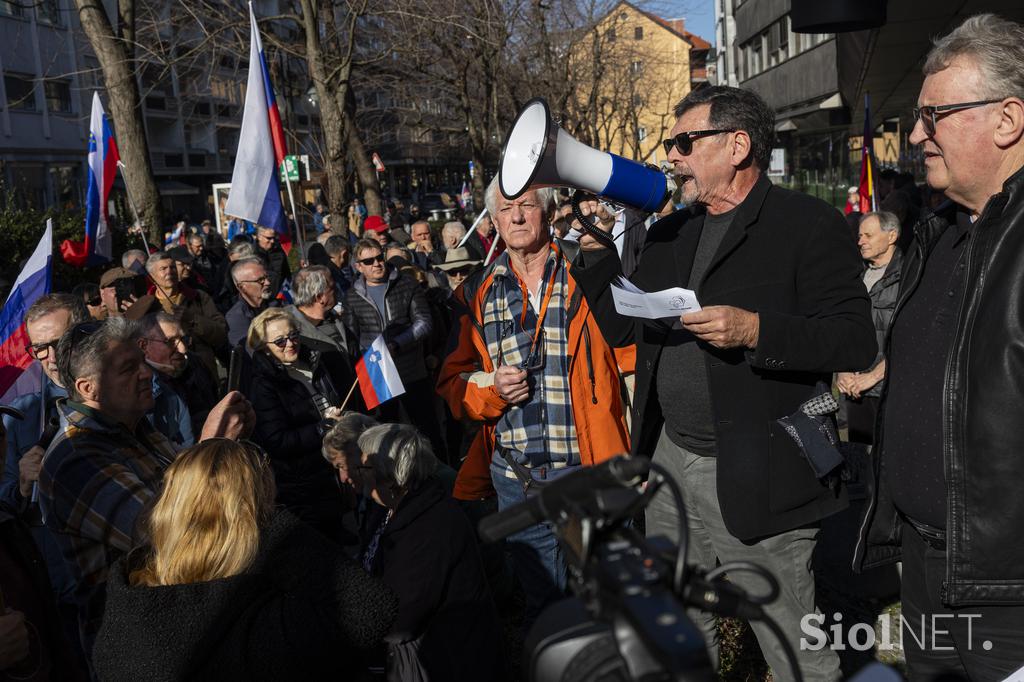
[[236, 275, 270, 286], [661, 129, 736, 156], [142, 334, 192, 350], [26, 338, 61, 360], [912, 99, 1003, 136], [268, 331, 301, 349]]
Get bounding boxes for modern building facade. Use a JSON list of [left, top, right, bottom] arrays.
[[0, 0, 321, 221]]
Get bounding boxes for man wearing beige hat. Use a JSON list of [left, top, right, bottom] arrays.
[[435, 247, 481, 292]]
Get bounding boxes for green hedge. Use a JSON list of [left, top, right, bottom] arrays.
[[0, 189, 138, 295]]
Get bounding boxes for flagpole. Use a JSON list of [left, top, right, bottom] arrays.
[[484, 230, 502, 265], [282, 171, 305, 258], [117, 160, 152, 253], [339, 376, 360, 412], [458, 208, 488, 248]]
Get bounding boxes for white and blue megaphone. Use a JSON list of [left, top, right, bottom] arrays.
[[499, 97, 671, 214]]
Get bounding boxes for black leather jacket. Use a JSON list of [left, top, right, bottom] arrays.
[[855, 165, 1024, 606]]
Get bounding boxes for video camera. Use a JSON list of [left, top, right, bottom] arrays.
[[480, 456, 802, 682]]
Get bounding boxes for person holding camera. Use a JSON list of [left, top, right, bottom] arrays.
[[247, 308, 363, 541], [92, 438, 397, 681]]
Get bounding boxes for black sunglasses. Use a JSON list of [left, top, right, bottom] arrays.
[[268, 331, 300, 349], [358, 254, 385, 266], [912, 99, 1003, 136], [661, 129, 736, 156], [85, 296, 102, 307]]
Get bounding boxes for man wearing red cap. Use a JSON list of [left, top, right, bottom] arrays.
[[361, 215, 390, 248]]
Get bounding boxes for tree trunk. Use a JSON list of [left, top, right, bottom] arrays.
[[75, 0, 162, 245], [342, 88, 381, 217], [298, 0, 349, 218]]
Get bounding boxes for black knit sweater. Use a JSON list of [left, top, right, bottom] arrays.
[[93, 510, 397, 681]]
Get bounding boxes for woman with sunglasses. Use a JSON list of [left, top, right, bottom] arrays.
[[246, 308, 364, 541], [72, 282, 108, 321], [93, 438, 397, 681]]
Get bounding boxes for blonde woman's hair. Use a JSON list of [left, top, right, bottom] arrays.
[[247, 308, 297, 351], [130, 439, 276, 587]]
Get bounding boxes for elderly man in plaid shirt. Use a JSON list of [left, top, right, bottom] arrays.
[[37, 317, 253, 657], [437, 176, 630, 627]]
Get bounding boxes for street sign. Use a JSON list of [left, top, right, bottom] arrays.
[[372, 152, 386, 172], [280, 155, 300, 182]]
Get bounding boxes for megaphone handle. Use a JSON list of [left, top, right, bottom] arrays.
[[571, 192, 618, 251]]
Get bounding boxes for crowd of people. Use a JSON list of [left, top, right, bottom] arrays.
[[2, 13, 1024, 682]]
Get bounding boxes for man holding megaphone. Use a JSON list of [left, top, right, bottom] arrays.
[[570, 86, 877, 680]]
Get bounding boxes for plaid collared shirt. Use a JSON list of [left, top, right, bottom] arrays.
[[38, 400, 176, 645], [484, 245, 578, 467]]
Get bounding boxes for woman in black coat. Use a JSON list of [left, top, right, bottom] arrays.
[[93, 439, 396, 682], [357, 423, 505, 682], [246, 308, 364, 539]]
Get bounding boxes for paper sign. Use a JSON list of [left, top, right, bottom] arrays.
[[611, 276, 702, 319]]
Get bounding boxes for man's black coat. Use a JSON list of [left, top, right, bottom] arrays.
[[573, 174, 877, 541]]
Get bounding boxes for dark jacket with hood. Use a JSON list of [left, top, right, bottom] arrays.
[[92, 510, 397, 681], [363, 477, 504, 682], [856, 166, 1024, 605]]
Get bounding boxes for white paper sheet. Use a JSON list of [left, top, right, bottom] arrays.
[[610, 276, 702, 319]]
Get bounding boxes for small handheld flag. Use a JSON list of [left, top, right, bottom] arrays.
[[355, 336, 406, 410], [61, 93, 119, 267]]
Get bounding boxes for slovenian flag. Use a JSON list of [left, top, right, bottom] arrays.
[[224, 2, 290, 252], [61, 93, 119, 267], [1, 220, 53, 401], [355, 335, 406, 410]]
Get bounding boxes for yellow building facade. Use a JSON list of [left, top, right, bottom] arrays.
[[570, 1, 707, 164]]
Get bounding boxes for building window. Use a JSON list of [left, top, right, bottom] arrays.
[[632, 94, 643, 107], [634, 26, 643, 40], [4, 73, 36, 111], [631, 60, 643, 75], [44, 79, 71, 113], [607, 28, 616, 42], [36, 0, 62, 26], [637, 126, 647, 142]]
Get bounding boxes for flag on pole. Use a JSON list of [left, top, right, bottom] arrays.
[[459, 181, 472, 210], [354, 335, 406, 410], [1, 220, 53, 401], [224, 2, 290, 251], [61, 93, 119, 267], [858, 93, 875, 214]]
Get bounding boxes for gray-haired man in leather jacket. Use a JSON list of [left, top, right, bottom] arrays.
[[855, 14, 1024, 680]]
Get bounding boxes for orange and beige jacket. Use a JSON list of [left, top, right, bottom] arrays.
[[437, 246, 630, 500]]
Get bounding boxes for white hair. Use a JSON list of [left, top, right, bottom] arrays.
[[484, 175, 557, 220], [358, 423, 436, 490]]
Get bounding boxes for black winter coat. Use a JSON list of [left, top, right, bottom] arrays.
[[344, 269, 432, 385], [249, 345, 363, 517], [93, 510, 397, 681], [363, 478, 505, 682], [573, 174, 877, 541], [856, 166, 1024, 605]]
